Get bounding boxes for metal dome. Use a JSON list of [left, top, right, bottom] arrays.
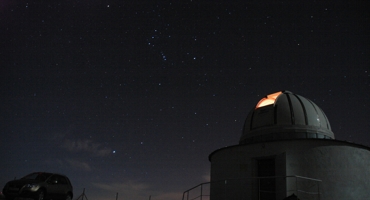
[[240, 91, 334, 144]]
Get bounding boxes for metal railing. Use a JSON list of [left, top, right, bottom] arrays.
[[182, 182, 211, 200], [182, 175, 321, 200]]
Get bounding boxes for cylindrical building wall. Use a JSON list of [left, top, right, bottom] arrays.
[[209, 139, 370, 200]]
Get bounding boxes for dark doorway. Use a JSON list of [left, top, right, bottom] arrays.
[[257, 158, 276, 200]]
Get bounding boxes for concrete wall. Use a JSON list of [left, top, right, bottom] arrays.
[[209, 139, 370, 200], [287, 143, 370, 199]]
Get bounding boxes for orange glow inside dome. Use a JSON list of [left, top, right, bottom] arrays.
[[255, 91, 282, 109]]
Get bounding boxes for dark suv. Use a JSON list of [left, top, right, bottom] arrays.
[[2, 172, 73, 200]]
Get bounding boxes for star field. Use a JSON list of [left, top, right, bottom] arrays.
[[1, 1, 369, 199]]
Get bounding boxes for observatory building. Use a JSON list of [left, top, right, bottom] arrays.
[[208, 91, 370, 200]]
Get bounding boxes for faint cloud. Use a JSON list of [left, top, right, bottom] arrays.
[[92, 181, 149, 199], [43, 159, 63, 166], [62, 139, 111, 157], [66, 159, 92, 171], [93, 181, 149, 192], [50, 131, 66, 141], [202, 172, 210, 182], [153, 192, 183, 200], [92, 181, 183, 200]]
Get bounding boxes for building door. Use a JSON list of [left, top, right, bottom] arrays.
[[257, 158, 276, 200]]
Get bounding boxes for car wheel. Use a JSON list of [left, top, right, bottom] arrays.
[[65, 194, 72, 200], [34, 190, 45, 200]]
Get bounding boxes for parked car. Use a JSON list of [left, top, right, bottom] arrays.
[[2, 172, 73, 200]]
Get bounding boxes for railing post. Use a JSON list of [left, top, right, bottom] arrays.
[[200, 184, 203, 200]]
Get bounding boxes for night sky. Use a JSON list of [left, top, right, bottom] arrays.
[[1, 1, 369, 200]]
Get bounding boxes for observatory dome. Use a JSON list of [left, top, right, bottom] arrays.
[[240, 91, 334, 144]]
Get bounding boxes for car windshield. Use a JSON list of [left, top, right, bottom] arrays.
[[21, 173, 53, 181]]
